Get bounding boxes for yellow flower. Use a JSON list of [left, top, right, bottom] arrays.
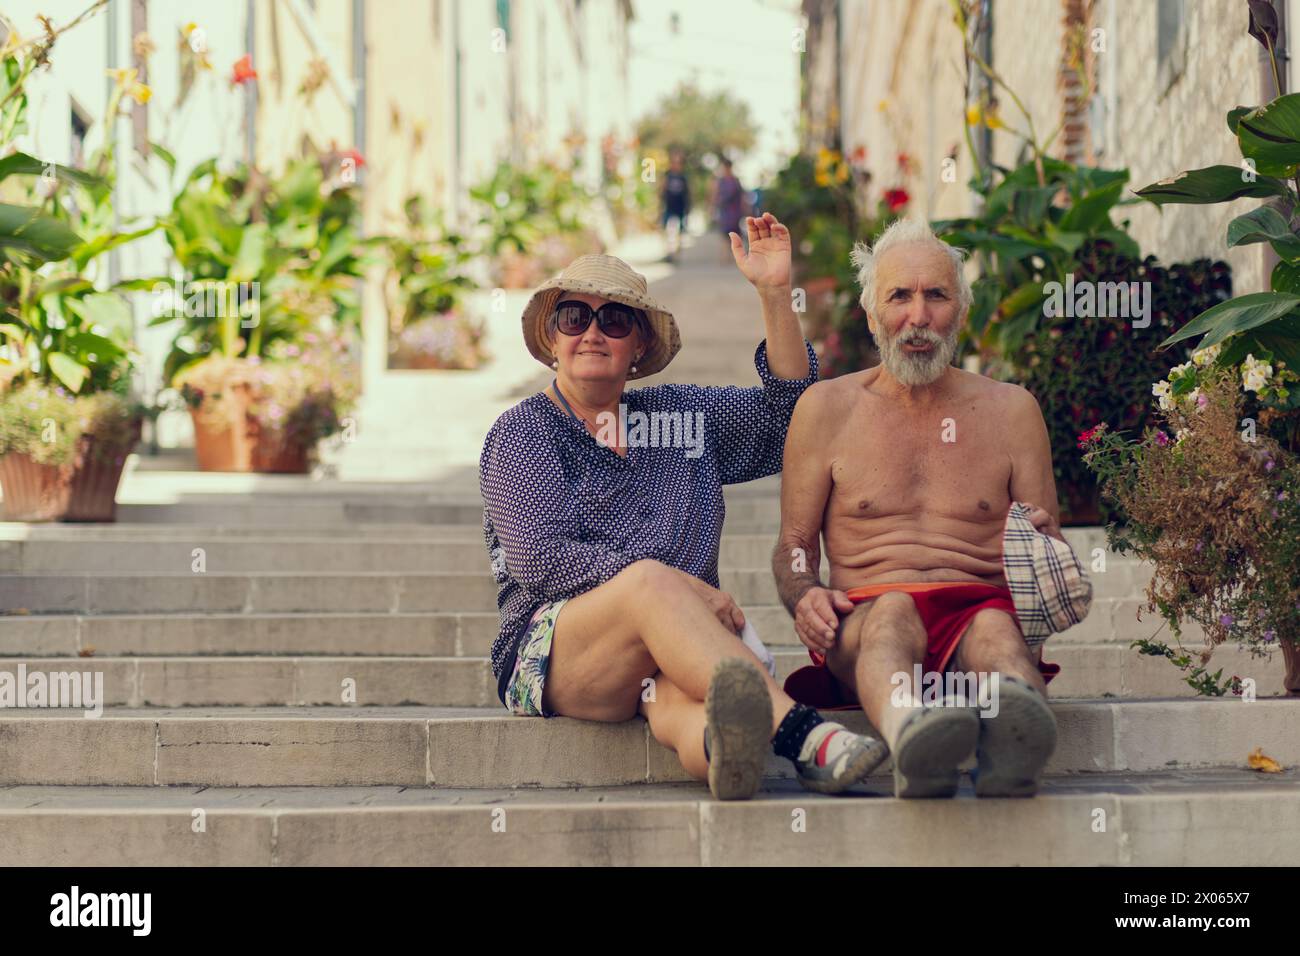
[[128, 83, 152, 105], [985, 106, 1005, 129], [876, 99, 889, 113], [814, 170, 831, 187], [181, 22, 199, 37], [965, 104, 981, 126], [106, 67, 138, 87], [1, 29, 22, 58]]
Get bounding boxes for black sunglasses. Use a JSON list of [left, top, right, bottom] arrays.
[[553, 299, 643, 339]]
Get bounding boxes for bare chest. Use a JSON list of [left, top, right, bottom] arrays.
[[827, 408, 1013, 524]]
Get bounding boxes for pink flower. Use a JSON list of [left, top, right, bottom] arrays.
[[1154, 430, 1170, 446]]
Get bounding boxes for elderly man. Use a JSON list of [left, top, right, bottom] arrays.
[[774, 219, 1062, 799]]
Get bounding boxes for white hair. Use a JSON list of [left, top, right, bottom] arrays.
[[850, 218, 972, 319]]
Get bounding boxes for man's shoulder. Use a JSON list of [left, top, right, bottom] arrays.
[[797, 369, 873, 414], [952, 368, 1038, 407]]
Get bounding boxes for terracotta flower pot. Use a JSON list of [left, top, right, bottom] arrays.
[[189, 383, 312, 474], [249, 424, 311, 474], [0, 423, 140, 522], [189, 382, 257, 472]]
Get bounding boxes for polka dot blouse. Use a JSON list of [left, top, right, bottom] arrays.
[[479, 339, 819, 703]]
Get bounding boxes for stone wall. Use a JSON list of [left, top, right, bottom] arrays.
[[837, 0, 1270, 291]]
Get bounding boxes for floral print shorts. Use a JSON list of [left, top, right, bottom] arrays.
[[503, 600, 568, 717]]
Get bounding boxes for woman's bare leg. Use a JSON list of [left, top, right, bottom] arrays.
[[639, 671, 708, 780], [542, 559, 794, 730]]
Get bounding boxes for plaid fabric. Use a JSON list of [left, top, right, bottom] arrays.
[[1001, 502, 1093, 646]]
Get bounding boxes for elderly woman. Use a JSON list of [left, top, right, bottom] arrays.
[[479, 213, 887, 800]]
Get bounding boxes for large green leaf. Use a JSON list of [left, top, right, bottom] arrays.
[[1236, 94, 1300, 176], [0, 152, 103, 188], [65, 293, 133, 335], [1161, 291, 1300, 349], [0, 203, 82, 260], [1272, 259, 1300, 293], [1059, 179, 1125, 232], [1134, 165, 1292, 205], [1225, 205, 1300, 259], [230, 223, 269, 283], [1227, 106, 1254, 135], [46, 351, 90, 393]]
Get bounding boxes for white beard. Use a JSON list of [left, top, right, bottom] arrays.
[[877, 325, 958, 385]]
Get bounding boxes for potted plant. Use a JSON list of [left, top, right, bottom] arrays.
[[0, 36, 153, 521], [152, 149, 373, 471], [1082, 358, 1300, 696], [1081, 4, 1300, 693], [469, 159, 602, 289], [384, 194, 487, 371]]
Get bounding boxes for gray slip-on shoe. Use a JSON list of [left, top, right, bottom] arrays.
[[704, 657, 773, 801], [891, 704, 980, 799], [972, 674, 1057, 798]]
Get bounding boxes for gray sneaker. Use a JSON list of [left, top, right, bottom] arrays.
[[891, 703, 980, 798], [972, 674, 1057, 798], [704, 657, 773, 801], [794, 723, 889, 794]]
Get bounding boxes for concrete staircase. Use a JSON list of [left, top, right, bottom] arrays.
[[3, 483, 1298, 866]]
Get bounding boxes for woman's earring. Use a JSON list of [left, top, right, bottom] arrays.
[[550, 358, 559, 369]]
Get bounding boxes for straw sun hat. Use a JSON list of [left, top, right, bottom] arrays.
[[521, 254, 681, 380]]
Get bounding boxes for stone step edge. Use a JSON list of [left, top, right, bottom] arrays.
[[2, 788, 1297, 866]]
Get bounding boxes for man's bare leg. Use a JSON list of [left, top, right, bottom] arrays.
[[826, 591, 980, 798], [952, 608, 1057, 797]]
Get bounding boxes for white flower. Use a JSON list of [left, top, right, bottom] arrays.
[[1174, 426, 1192, 444], [1185, 387, 1202, 408], [1152, 380, 1174, 410], [1241, 353, 1273, 394], [1169, 361, 1193, 378], [1192, 344, 1222, 366]]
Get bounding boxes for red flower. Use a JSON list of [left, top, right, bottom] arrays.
[[1076, 424, 1103, 448], [341, 148, 366, 169], [231, 54, 258, 86], [897, 152, 912, 172], [850, 145, 867, 164], [883, 188, 909, 212]]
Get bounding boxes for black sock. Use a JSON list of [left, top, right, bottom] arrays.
[[771, 703, 824, 762]]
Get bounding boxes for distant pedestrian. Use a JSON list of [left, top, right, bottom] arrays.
[[660, 150, 691, 262], [711, 158, 747, 262]]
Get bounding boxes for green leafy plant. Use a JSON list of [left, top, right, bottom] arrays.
[[1021, 242, 1232, 521], [151, 149, 376, 382], [384, 194, 476, 329], [470, 159, 587, 255], [1134, 5, 1300, 387], [934, 158, 1142, 361]]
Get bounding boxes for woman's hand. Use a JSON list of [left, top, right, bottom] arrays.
[[730, 212, 792, 290], [679, 570, 746, 634]]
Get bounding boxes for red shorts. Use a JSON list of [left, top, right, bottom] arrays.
[[783, 581, 1061, 710]]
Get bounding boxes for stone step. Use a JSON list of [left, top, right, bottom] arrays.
[[1, 772, 1295, 865], [3, 641, 1290, 707], [0, 569, 1158, 616], [0, 534, 1147, 594], [0, 699, 1294, 787], [0, 599, 1201, 657]]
